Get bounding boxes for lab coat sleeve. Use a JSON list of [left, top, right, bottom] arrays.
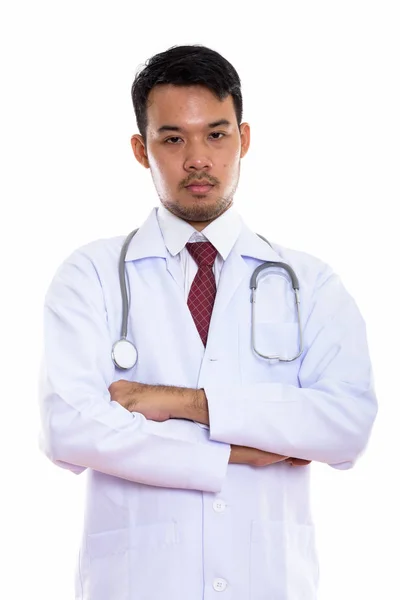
[[39, 249, 230, 492], [205, 266, 378, 467]]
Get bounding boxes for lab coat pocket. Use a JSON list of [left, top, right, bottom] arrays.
[[130, 520, 179, 548], [129, 521, 188, 598], [87, 528, 129, 600], [249, 520, 319, 600]]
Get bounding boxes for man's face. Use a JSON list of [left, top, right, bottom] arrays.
[[131, 84, 250, 228]]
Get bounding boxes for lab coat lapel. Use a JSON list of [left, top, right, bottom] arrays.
[[210, 247, 248, 330], [124, 208, 184, 291], [164, 255, 185, 292]]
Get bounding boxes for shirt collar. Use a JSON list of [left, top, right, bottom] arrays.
[[157, 204, 242, 260]]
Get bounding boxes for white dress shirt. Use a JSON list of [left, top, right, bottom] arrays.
[[156, 204, 243, 300]]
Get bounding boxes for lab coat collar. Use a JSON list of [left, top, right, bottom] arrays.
[[124, 206, 281, 263], [235, 222, 282, 263], [124, 208, 167, 261]]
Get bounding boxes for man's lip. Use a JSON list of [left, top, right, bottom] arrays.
[[185, 184, 214, 194], [185, 181, 214, 187]]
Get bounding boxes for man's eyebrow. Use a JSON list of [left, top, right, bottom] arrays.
[[157, 125, 182, 133], [208, 119, 232, 128], [157, 119, 233, 134]]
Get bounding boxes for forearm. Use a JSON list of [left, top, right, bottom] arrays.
[[171, 387, 210, 425]]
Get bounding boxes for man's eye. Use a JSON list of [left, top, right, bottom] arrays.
[[165, 137, 182, 144], [209, 132, 225, 140]]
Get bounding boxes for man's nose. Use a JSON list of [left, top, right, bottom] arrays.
[[183, 143, 213, 172]]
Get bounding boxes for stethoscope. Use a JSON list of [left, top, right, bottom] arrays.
[[111, 229, 303, 369]]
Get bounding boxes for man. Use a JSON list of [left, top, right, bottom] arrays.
[[39, 45, 377, 599]]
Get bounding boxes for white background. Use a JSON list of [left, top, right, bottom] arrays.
[[1, 1, 399, 598]]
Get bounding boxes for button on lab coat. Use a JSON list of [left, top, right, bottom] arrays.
[[39, 208, 377, 600]]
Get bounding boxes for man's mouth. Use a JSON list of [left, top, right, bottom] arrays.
[[185, 181, 215, 194]]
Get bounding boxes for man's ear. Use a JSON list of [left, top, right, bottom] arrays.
[[239, 122, 250, 158], [131, 134, 150, 168]]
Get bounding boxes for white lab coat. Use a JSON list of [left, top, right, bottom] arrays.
[[39, 207, 377, 600]]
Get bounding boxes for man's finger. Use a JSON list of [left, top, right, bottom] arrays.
[[287, 458, 312, 466]]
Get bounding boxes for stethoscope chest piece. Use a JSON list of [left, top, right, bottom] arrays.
[[112, 338, 138, 370]]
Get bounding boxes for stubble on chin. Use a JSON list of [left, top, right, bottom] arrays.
[[160, 195, 234, 223]]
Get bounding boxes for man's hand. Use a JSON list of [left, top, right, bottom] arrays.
[[286, 458, 312, 466], [109, 380, 183, 422], [229, 446, 311, 467], [230, 445, 289, 466]]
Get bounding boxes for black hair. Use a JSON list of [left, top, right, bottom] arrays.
[[131, 45, 243, 140]]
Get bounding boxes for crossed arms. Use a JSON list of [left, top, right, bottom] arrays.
[[39, 251, 377, 492], [108, 380, 310, 467]]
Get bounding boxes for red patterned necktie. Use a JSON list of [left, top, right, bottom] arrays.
[[186, 241, 219, 346]]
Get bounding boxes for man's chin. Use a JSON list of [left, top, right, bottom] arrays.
[[161, 197, 232, 223]]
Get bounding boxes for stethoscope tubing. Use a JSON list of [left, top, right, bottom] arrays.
[[112, 230, 303, 368]]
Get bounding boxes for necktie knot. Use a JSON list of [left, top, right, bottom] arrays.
[[186, 241, 218, 267]]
